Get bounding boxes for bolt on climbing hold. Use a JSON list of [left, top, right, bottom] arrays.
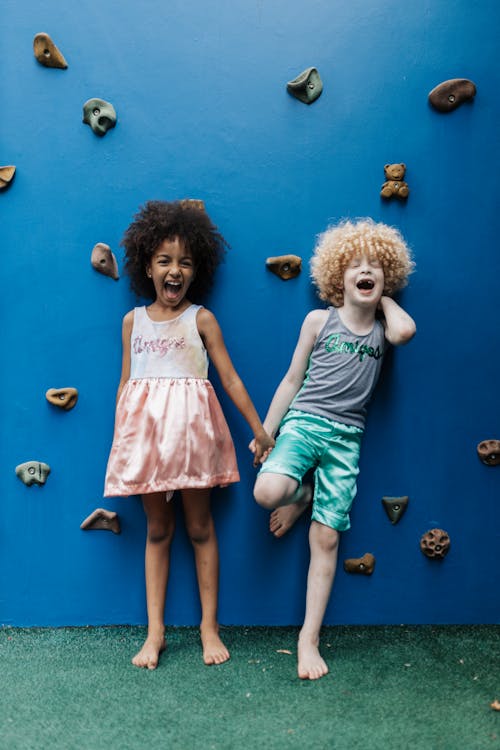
[[266, 255, 302, 280], [15, 461, 51, 487], [343, 553, 376, 575], [287, 67, 323, 104], [91, 243, 119, 280], [45, 387, 78, 411], [382, 496, 409, 524], [477, 439, 500, 466], [420, 528, 450, 559], [82, 98, 117, 136], [33, 33, 68, 69], [428, 78, 476, 113], [80, 508, 121, 534]]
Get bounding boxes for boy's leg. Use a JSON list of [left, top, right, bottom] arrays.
[[254, 472, 311, 537], [133, 491, 175, 670], [298, 520, 339, 680], [182, 488, 229, 665]]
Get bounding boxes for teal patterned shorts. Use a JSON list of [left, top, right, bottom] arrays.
[[259, 409, 363, 531]]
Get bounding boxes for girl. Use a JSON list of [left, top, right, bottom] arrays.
[[104, 200, 274, 670]]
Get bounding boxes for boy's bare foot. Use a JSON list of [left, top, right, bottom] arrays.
[[200, 626, 230, 665], [270, 485, 312, 538], [131, 634, 166, 670], [297, 635, 329, 680]]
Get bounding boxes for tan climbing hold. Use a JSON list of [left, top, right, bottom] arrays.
[[45, 387, 78, 411], [33, 33, 68, 69], [91, 243, 119, 280], [80, 508, 121, 534], [0, 166, 16, 190], [179, 199, 205, 211], [266, 255, 302, 280], [343, 553, 375, 575], [491, 699, 500, 711], [15, 461, 51, 487], [420, 528, 450, 560], [477, 439, 500, 466]]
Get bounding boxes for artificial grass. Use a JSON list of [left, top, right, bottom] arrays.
[[1, 625, 499, 750]]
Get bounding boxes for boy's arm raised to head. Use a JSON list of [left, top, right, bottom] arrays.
[[262, 309, 327, 437], [379, 296, 416, 346], [196, 308, 274, 462], [116, 310, 133, 404]]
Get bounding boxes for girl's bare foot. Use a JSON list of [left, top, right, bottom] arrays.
[[132, 634, 166, 670], [297, 635, 329, 680], [200, 626, 230, 665], [270, 485, 312, 538]]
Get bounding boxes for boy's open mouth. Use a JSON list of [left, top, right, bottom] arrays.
[[357, 279, 374, 290]]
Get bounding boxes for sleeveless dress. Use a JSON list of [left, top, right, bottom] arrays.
[[104, 304, 240, 497]]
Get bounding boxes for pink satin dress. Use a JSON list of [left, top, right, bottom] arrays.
[[104, 305, 240, 497]]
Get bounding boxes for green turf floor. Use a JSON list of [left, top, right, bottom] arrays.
[[1, 625, 499, 750]]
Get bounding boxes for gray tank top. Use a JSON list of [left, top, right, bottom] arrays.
[[291, 307, 386, 429]]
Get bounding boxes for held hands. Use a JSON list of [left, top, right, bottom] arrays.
[[249, 431, 275, 467]]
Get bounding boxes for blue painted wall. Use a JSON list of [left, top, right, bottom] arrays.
[[2, 0, 499, 627]]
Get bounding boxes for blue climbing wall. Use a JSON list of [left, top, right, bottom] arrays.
[[2, 0, 499, 627]]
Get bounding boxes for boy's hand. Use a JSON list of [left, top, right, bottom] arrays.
[[250, 432, 275, 467]]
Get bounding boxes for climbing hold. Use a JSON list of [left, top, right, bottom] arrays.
[[15, 461, 51, 487], [80, 508, 121, 534], [33, 32, 68, 69], [381, 164, 409, 200], [476, 439, 500, 466], [45, 387, 78, 411], [420, 528, 450, 560], [82, 98, 117, 136], [179, 199, 205, 211], [266, 255, 302, 280], [91, 243, 119, 280], [382, 496, 409, 524], [0, 166, 16, 190], [286, 67, 323, 104], [343, 553, 375, 575], [428, 78, 476, 113], [491, 699, 500, 711]]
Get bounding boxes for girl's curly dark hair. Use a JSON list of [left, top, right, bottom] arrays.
[[121, 200, 229, 301]]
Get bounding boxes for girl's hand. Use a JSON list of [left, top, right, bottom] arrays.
[[251, 432, 275, 467]]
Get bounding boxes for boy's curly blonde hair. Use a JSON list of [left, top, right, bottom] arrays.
[[310, 218, 415, 307]]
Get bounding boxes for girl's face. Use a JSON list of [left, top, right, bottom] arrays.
[[147, 237, 195, 310], [342, 253, 384, 307]]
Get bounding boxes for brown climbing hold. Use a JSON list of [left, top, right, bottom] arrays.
[[381, 164, 409, 200], [80, 508, 121, 534], [0, 166, 16, 190], [382, 496, 409, 524], [15, 461, 51, 487], [428, 78, 476, 113], [343, 553, 375, 575], [33, 33, 68, 69], [45, 387, 78, 411], [477, 440, 500, 466], [420, 528, 450, 559], [266, 255, 302, 280], [91, 243, 119, 280], [491, 699, 500, 711]]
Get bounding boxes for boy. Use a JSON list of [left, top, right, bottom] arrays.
[[253, 218, 416, 680]]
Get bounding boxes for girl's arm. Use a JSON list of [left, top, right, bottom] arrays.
[[197, 308, 275, 463], [261, 309, 326, 437], [379, 296, 416, 346], [115, 311, 133, 405]]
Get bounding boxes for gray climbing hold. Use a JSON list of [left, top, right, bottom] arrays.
[[287, 67, 323, 104], [83, 98, 117, 136], [16, 461, 51, 487]]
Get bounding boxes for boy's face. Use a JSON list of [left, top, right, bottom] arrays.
[[342, 253, 385, 308]]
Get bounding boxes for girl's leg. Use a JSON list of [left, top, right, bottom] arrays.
[[297, 520, 339, 680], [181, 488, 229, 665], [132, 492, 175, 670], [254, 472, 311, 537]]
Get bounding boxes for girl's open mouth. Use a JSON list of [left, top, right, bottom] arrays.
[[357, 279, 374, 290]]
